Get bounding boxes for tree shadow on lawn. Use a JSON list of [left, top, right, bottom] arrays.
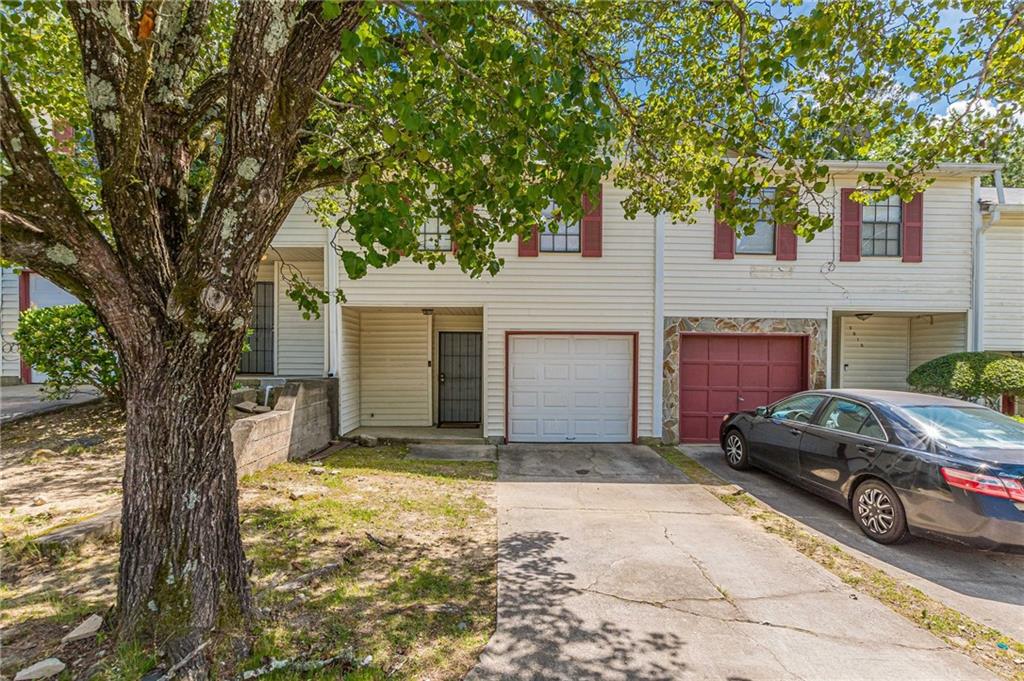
[[469, 530, 689, 681], [239, 500, 497, 681]]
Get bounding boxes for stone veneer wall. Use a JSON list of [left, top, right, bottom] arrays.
[[232, 378, 339, 476], [662, 317, 827, 443]]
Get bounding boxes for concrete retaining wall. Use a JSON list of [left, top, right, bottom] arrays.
[[232, 378, 339, 476]]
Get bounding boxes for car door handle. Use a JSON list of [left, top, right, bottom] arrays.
[[789, 428, 801, 436], [857, 444, 876, 454]]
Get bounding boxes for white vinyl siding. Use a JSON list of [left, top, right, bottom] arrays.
[[339, 307, 361, 434], [358, 309, 431, 426], [275, 261, 325, 376], [324, 183, 656, 441], [1, 268, 21, 379], [839, 316, 910, 390], [272, 201, 329, 247], [665, 176, 975, 318], [982, 219, 1024, 351], [909, 313, 968, 370], [839, 312, 968, 391]]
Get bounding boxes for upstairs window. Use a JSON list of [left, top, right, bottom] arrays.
[[735, 188, 776, 255], [419, 218, 451, 251], [539, 203, 580, 253], [861, 193, 902, 257]]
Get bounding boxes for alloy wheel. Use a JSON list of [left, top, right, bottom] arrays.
[[857, 487, 895, 535], [725, 433, 744, 465]]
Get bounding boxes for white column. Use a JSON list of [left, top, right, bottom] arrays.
[[653, 212, 666, 439]]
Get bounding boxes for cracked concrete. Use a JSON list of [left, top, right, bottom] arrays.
[[468, 443, 994, 681]]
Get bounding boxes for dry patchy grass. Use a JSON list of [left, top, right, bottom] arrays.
[[1, 437, 497, 680]]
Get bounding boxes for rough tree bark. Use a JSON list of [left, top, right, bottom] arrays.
[[1, 1, 364, 676]]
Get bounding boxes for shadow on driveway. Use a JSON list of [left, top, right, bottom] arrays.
[[471, 529, 689, 681], [683, 443, 1024, 640]]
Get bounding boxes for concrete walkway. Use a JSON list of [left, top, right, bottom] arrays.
[[0, 384, 101, 424], [469, 444, 992, 681]]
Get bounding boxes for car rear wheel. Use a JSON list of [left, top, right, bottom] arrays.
[[723, 430, 751, 470], [853, 479, 909, 544]]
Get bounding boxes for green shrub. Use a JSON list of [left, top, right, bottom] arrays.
[[907, 352, 1024, 400], [13, 304, 122, 404]]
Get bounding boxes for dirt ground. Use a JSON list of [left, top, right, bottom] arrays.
[[1, 402, 125, 543], [0, 403, 497, 681]]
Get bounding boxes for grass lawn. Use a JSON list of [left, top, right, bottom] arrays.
[[1, 412, 497, 680]]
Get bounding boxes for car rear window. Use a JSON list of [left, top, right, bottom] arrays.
[[900, 406, 1024, 448]]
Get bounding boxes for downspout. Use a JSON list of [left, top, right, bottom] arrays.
[[971, 170, 1003, 352], [653, 211, 666, 440]]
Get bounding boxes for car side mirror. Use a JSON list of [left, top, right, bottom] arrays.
[[755, 406, 768, 418]]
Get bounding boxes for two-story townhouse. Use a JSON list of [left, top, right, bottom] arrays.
[[979, 186, 1024, 415], [662, 163, 1002, 442], [4, 162, 1017, 444], [980, 186, 1024, 355]]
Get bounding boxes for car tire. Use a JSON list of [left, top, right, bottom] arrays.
[[852, 479, 910, 545], [723, 429, 751, 470]]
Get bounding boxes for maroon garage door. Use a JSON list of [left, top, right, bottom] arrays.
[[679, 334, 807, 442]]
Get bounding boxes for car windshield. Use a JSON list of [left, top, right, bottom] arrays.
[[898, 405, 1024, 449]]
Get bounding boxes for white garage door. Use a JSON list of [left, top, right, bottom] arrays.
[[28, 274, 79, 383], [508, 334, 632, 443]]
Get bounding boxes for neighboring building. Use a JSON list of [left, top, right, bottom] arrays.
[[979, 187, 1024, 355], [3, 162, 1020, 443]]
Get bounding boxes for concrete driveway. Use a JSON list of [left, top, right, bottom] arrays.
[[469, 443, 992, 681], [683, 443, 1024, 642]]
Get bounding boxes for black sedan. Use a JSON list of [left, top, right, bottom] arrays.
[[719, 389, 1024, 550]]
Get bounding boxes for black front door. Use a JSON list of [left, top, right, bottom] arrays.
[[438, 331, 482, 426], [238, 282, 274, 374]]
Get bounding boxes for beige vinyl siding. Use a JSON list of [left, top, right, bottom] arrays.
[[359, 309, 431, 426], [840, 316, 910, 390], [665, 176, 975, 318], [1, 268, 20, 379], [909, 313, 968, 370], [276, 261, 325, 376], [272, 201, 329, 247], [339, 307, 361, 434], [326, 183, 657, 440], [982, 217, 1024, 351]]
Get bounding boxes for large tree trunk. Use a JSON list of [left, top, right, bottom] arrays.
[[116, 320, 253, 677]]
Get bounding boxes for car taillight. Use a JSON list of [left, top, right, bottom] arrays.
[[941, 467, 1024, 503]]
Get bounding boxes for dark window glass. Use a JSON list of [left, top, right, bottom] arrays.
[[818, 398, 884, 439], [770, 394, 826, 423], [861, 193, 901, 257]]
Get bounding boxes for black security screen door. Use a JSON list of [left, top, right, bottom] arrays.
[[238, 282, 274, 374], [438, 331, 482, 426]]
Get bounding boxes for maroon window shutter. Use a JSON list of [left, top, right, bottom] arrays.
[[518, 226, 539, 257], [902, 192, 924, 263], [713, 199, 735, 260], [776, 222, 797, 261], [839, 188, 861, 262], [581, 185, 603, 257]]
